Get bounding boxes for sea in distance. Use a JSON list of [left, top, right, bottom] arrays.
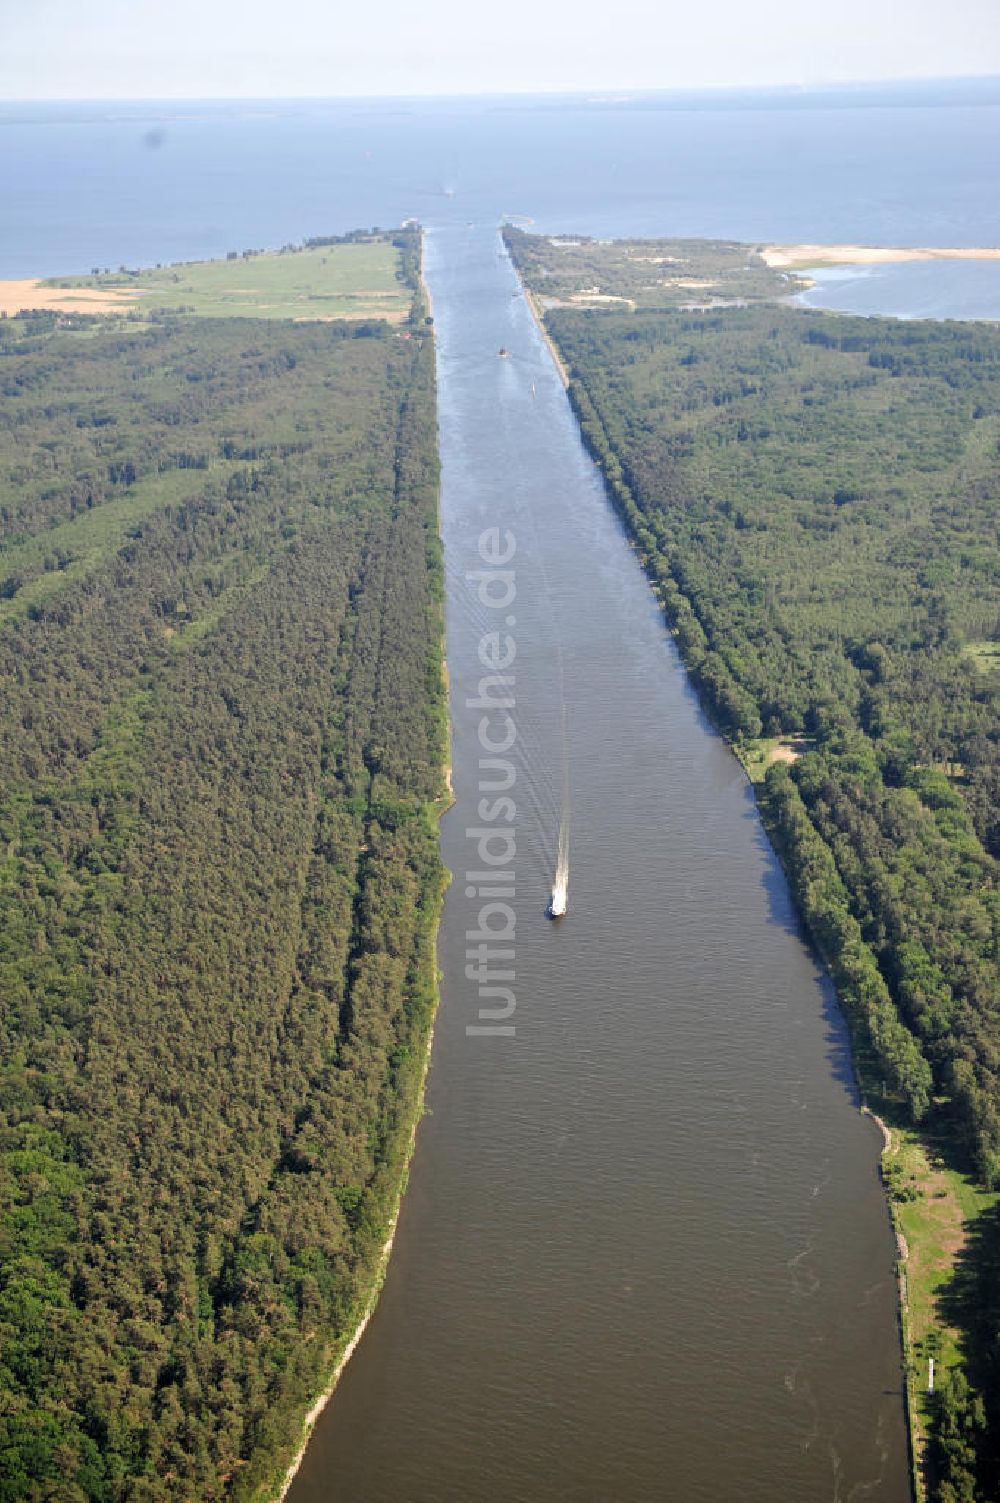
[[1, 78, 999, 1503], [1, 78, 1000, 316]]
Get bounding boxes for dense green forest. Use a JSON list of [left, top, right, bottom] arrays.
[[507, 228, 1000, 1502], [0, 275, 446, 1496]]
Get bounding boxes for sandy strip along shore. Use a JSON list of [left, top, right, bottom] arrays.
[[522, 284, 570, 387], [763, 243, 1000, 270]]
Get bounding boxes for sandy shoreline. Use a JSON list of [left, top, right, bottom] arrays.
[[521, 283, 570, 388], [275, 1212, 400, 1500], [275, 534, 453, 1500], [763, 243, 1000, 270], [274, 1007, 440, 1502], [10, 243, 998, 319], [420, 252, 434, 323]]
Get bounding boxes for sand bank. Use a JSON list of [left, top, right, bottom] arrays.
[[763, 243, 1000, 270]]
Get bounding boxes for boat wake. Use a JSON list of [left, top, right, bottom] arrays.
[[547, 664, 571, 919], [548, 814, 569, 918]]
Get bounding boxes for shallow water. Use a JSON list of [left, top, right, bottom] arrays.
[[797, 258, 1000, 320]]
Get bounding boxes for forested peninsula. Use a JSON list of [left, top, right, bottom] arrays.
[[0, 231, 448, 1499], [506, 226, 1000, 1503]]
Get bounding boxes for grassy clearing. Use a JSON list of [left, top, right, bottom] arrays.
[[0, 465, 237, 624], [738, 735, 815, 783], [43, 240, 409, 322], [827, 1027, 997, 1499], [877, 1111, 998, 1497], [169, 559, 275, 647], [963, 639, 1000, 674]]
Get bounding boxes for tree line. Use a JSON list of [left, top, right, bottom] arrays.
[[0, 309, 445, 1498], [504, 226, 999, 1501]]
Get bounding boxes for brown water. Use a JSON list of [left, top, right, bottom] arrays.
[[287, 224, 910, 1503]]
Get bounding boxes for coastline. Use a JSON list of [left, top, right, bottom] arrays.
[[273, 774, 452, 1503], [520, 281, 570, 388], [274, 1012, 440, 1503], [275, 1217, 399, 1502], [863, 1107, 923, 1501], [518, 263, 920, 1500], [762, 242, 1000, 270], [273, 262, 453, 1499], [418, 230, 435, 324]]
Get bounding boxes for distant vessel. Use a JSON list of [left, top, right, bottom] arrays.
[[547, 849, 568, 918], [499, 346, 510, 358], [546, 887, 567, 919]]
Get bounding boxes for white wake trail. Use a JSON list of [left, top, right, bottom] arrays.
[[547, 646, 571, 918]]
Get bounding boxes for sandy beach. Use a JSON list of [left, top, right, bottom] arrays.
[[274, 992, 439, 1503], [275, 1223, 398, 1501], [521, 284, 570, 387], [762, 243, 1000, 270]]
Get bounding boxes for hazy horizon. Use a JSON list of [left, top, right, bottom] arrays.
[[3, 0, 999, 102], [2, 76, 999, 112]]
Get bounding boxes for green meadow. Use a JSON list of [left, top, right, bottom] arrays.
[[43, 238, 410, 321]]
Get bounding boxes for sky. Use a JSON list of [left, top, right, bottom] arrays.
[[1, 0, 999, 100]]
